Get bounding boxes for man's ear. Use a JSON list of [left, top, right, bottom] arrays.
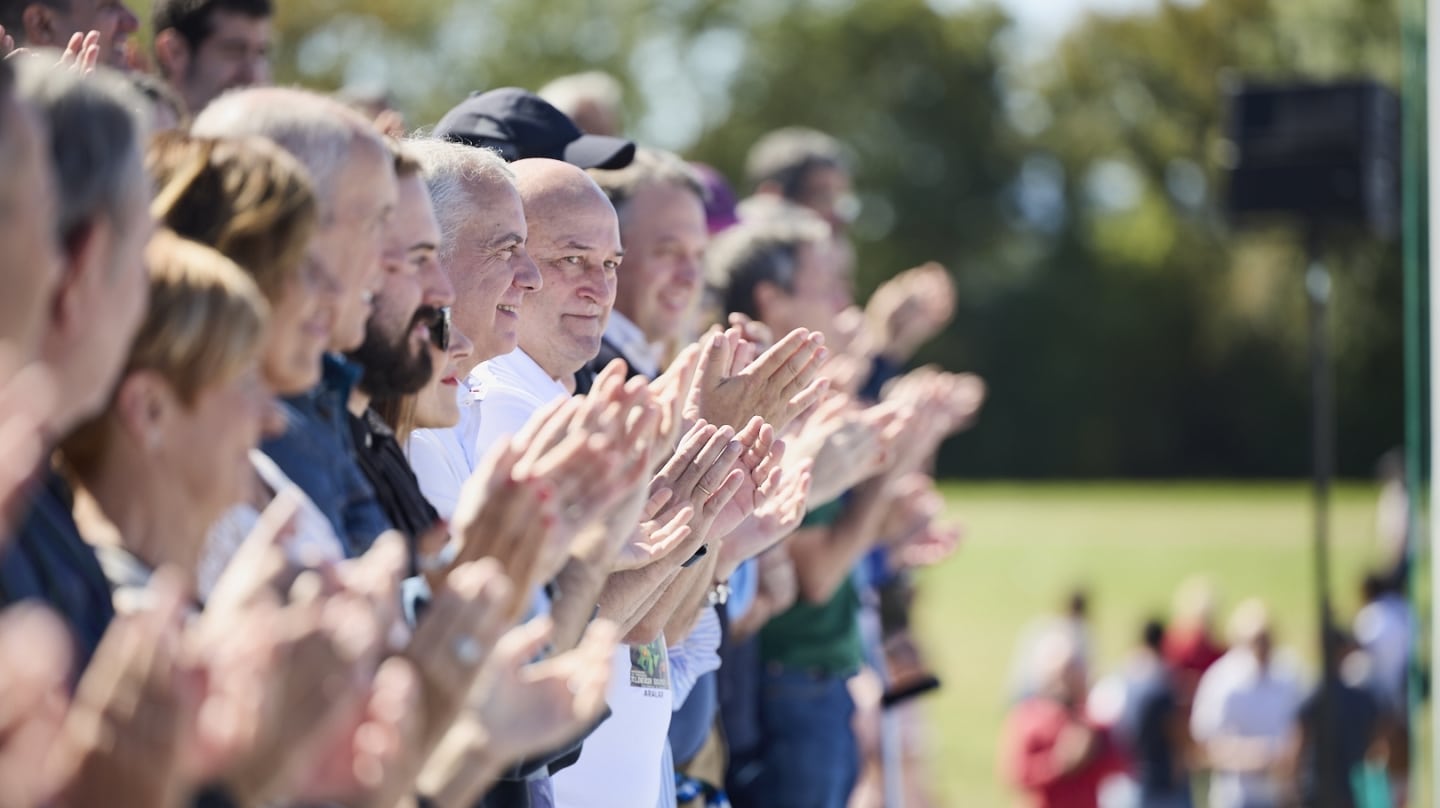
[[152, 29, 190, 80], [20, 2, 63, 48], [51, 216, 114, 339]]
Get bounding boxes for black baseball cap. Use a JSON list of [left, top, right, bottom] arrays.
[[434, 87, 636, 170]]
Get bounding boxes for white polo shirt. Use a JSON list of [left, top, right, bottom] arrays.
[[414, 347, 716, 807], [1190, 647, 1303, 808], [410, 348, 569, 520]]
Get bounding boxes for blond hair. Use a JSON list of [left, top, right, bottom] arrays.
[[148, 131, 318, 302], [61, 231, 268, 474]]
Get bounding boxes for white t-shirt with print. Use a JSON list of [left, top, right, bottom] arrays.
[[552, 641, 674, 808]]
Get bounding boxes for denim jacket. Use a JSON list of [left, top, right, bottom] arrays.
[[260, 354, 392, 556]]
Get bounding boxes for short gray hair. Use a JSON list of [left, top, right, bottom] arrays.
[[705, 211, 830, 321], [192, 87, 384, 217], [405, 138, 514, 260], [15, 55, 148, 241], [589, 147, 706, 223]]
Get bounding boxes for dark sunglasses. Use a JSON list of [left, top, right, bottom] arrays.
[[429, 306, 452, 352]]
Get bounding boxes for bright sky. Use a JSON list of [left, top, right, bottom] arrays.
[[936, 0, 1171, 41]]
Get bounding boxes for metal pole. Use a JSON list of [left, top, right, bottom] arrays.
[[1427, 0, 1440, 795], [1401, 0, 1428, 801], [1305, 242, 1341, 807]]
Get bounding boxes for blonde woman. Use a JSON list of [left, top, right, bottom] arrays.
[[59, 232, 273, 604]]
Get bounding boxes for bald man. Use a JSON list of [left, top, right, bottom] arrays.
[[512, 157, 622, 388], [450, 159, 715, 808], [462, 158, 622, 459]]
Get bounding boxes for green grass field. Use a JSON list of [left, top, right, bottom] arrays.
[[912, 481, 1432, 807]]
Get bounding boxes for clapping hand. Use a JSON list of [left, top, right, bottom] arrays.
[[878, 373, 961, 478], [611, 490, 696, 573], [55, 32, 100, 73], [786, 393, 903, 507], [418, 618, 617, 808], [51, 570, 198, 808], [196, 586, 382, 805], [402, 560, 515, 765], [441, 439, 559, 619], [473, 616, 617, 763], [647, 420, 745, 554], [885, 367, 986, 437], [878, 473, 962, 569], [685, 327, 829, 433], [0, 605, 72, 808], [865, 262, 956, 362], [2, 29, 100, 72], [716, 423, 813, 579], [541, 365, 665, 567]]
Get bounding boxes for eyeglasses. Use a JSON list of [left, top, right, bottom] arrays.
[[429, 306, 452, 352]]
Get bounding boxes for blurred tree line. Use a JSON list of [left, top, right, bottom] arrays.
[[130, 0, 1409, 478]]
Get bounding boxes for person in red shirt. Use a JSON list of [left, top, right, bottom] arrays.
[[1162, 577, 1226, 716], [1001, 629, 1128, 808]]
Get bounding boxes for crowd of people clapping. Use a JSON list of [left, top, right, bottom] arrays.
[[0, 1, 985, 807]]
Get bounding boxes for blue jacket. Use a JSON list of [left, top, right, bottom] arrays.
[[260, 354, 393, 556], [0, 471, 115, 677]]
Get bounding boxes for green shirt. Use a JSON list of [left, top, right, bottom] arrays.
[[757, 499, 864, 676]]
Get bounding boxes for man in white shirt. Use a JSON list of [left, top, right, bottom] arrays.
[[410, 153, 718, 808], [1190, 599, 1303, 808], [405, 140, 542, 519], [470, 157, 696, 808]]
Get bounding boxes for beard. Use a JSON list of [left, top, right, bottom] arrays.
[[351, 304, 439, 398]]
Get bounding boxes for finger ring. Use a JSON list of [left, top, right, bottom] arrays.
[[452, 636, 483, 666], [697, 484, 714, 497], [417, 541, 459, 574]]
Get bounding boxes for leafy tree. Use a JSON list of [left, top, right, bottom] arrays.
[[125, 0, 1405, 477]]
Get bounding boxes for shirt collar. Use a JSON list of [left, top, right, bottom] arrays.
[[467, 348, 569, 400], [94, 544, 153, 593], [323, 352, 366, 398], [604, 310, 661, 378]]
